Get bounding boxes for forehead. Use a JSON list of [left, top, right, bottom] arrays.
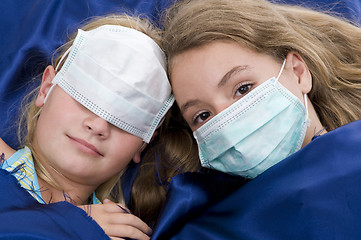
[[171, 41, 256, 69], [169, 41, 276, 101], [170, 41, 269, 81]]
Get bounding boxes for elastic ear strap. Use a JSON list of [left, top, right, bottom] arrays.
[[55, 47, 72, 72], [43, 84, 56, 104], [304, 93, 311, 126], [275, 59, 287, 83], [274, 59, 310, 126], [138, 142, 147, 151], [44, 46, 71, 103], [32, 107, 43, 120]]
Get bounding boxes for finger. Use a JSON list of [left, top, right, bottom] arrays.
[[100, 201, 129, 214], [106, 200, 132, 214], [117, 204, 131, 214], [107, 213, 152, 236], [103, 198, 113, 204], [107, 224, 150, 240], [109, 237, 124, 240]]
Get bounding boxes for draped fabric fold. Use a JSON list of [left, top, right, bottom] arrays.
[[0, 169, 109, 239], [152, 119, 361, 239], [1, 1, 361, 238], [153, 171, 247, 239]]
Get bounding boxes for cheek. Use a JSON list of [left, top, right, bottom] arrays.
[[37, 107, 74, 136], [34, 107, 58, 141], [278, 74, 305, 103], [108, 133, 143, 161]]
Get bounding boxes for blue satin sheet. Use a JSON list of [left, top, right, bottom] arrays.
[[152, 119, 361, 239], [1, 0, 361, 239], [0, 168, 109, 239]]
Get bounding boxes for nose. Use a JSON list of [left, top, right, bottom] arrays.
[[214, 99, 233, 115], [84, 114, 110, 138]]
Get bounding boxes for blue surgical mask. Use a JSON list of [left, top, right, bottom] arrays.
[[193, 60, 310, 179]]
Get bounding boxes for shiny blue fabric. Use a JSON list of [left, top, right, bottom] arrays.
[[1, 1, 361, 239], [272, 0, 361, 23], [0, 169, 109, 239], [152, 120, 361, 239]]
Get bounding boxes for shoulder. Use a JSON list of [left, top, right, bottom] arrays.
[[0, 138, 16, 160]]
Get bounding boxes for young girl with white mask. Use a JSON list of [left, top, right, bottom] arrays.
[[148, 1, 361, 238], [0, 14, 173, 240]]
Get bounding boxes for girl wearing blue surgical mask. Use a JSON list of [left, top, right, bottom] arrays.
[[171, 45, 317, 178], [161, 0, 361, 179], [0, 14, 174, 239]]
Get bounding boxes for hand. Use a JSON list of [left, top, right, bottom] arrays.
[[80, 199, 152, 240]]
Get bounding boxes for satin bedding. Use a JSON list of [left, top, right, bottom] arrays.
[[0, 1, 360, 239]]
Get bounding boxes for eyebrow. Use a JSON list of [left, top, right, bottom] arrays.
[[218, 65, 250, 87], [180, 99, 201, 114], [180, 65, 250, 114]]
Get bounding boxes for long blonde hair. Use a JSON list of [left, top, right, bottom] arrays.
[[162, 0, 361, 131], [18, 14, 164, 204], [130, 104, 200, 226]]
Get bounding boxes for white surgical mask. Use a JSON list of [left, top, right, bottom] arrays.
[[47, 25, 174, 143], [193, 60, 310, 178]]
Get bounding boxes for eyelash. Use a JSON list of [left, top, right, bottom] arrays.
[[192, 110, 212, 126], [234, 82, 254, 98], [190, 82, 254, 127]]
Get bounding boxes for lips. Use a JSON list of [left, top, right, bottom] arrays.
[[68, 136, 103, 157]]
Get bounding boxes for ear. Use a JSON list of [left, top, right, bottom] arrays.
[[132, 130, 159, 163], [132, 143, 147, 163], [35, 65, 56, 107], [286, 52, 312, 94]]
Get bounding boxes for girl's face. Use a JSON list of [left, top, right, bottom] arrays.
[[170, 41, 311, 132], [33, 68, 144, 188]]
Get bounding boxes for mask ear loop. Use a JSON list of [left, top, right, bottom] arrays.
[[32, 107, 43, 120], [43, 84, 55, 104], [274, 59, 287, 85], [274, 59, 310, 126], [55, 46, 72, 72], [304, 93, 311, 126], [43, 47, 72, 104]]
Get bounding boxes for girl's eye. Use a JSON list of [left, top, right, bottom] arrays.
[[235, 83, 253, 98], [193, 111, 211, 125]]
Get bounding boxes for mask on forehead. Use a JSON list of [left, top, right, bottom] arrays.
[[47, 25, 174, 143], [193, 60, 310, 179]]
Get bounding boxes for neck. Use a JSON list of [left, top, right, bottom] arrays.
[[31, 139, 98, 205], [302, 98, 327, 147], [37, 176, 95, 205]]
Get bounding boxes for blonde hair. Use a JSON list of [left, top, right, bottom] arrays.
[[18, 14, 164, 204], [130, 104, 200, 225], [162, 0, 361, 131]]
